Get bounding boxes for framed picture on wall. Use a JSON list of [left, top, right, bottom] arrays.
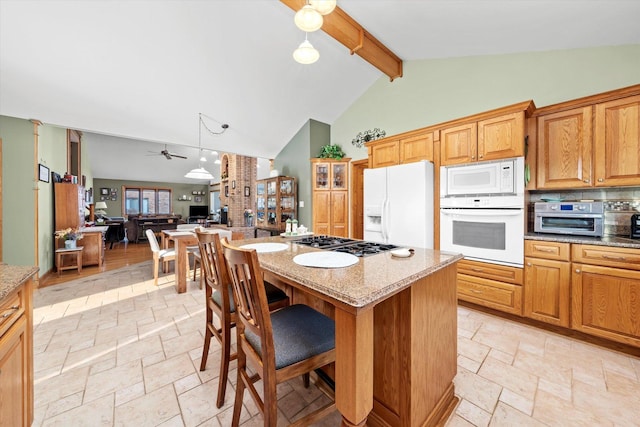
[[244, 186, 250, 197], [195, 196, 203, 203], [225, 185, 229, 197], [110, 194, 117, 201], [101, 188, 109, 196], [38, 164, 50, 182]]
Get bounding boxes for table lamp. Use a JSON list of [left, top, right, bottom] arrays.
[[95, 201, 108, 222]]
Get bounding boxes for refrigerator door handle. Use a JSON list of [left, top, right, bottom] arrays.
[[382, 197, 390, 243]]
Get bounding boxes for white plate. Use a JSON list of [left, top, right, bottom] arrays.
[[293, 252, 359, 268], [390, 248, 412, 258], [239, 242, 288, 253]]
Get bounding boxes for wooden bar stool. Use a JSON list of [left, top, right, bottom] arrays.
[[55, 246, 84, 276]]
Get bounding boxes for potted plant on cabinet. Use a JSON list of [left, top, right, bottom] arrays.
[[318, 144, 346, 160], [55, 228, 83, 249]]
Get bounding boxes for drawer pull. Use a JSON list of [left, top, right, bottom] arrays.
[[601, 254, 626, 261], [471, 268, 484, 272], [537, 247, 555, 253], [470, 289, 483, 294], [1, 306, 19, 318]]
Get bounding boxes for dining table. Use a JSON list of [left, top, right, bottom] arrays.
[[161, 228, 232, 293], [234, 236, 463, 427]]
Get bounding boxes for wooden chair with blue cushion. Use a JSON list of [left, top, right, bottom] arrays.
[[196, 231, 289, 408], [145, 228, 176, 286], [220, 238, 336, 426]]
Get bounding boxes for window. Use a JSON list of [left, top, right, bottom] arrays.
[[124, 187, 172, 215]]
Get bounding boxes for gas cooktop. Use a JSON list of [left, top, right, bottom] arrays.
[[294, 235, 397, 257]]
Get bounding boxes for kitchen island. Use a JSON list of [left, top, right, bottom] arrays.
[[236, 236, 463, 427]]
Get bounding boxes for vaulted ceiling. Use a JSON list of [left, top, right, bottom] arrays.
[[1, 1, 638, 183]]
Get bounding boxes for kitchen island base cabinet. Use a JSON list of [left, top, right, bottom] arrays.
[[281, 262, 459, 426]]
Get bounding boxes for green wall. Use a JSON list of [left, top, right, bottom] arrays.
[[331, 44, 640, 160], [93, 178, 209, 219], [0, 116, 36, 266], [274, 119, 330, 229]]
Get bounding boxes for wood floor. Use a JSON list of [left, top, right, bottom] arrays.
[[40, 240, 153, 288]]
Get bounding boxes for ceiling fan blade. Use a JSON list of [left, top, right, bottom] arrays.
[[171, 154, 188, 159]]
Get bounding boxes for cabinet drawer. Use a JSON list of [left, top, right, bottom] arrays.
[[0, 288, 25, 338], [457, 259, 523, 285], [572, 244, 640, 270], [525, 240, 570, 261], [458, 274, 523, 315]]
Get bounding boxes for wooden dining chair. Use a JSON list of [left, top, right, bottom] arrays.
[[196, 231, 289, 408], [145, 228, 176, 286], [220, 238, 336, 426]]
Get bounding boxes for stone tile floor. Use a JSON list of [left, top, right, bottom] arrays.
[[32, 262, 640, 426]]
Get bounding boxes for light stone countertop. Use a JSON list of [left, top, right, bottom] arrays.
[[0, 264, 38, 301], [80, 226, 108, 233], [234, 236, 463, 308], [525, 233, 640, 249]]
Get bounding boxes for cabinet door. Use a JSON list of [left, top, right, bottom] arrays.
[[369, 140, 399, 168], [330, 192, 349, 237], [524, 257, 571, 327], [331, 162, 348, 190], [440, 123, 477, 165], [400, 132, 433, 163], [312, 192, 331, 235], [313, 162, 330, 190], [572, 263, 640, 347], [0, 316, 28, 427], [478, 112, 525, 162], [537, 107, 593, 189], [594, 95, 640, 187]]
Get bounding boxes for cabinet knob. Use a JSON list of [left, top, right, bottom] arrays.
[[575, 269, 581, 273], [583, 179, 590, 183], [526, 262, 532, 266], [598, 178, 604, 182], [471, 156, 475, 160], [478, 155, 483, 159]]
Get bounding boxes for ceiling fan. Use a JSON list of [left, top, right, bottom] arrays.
[[149, 145, 187, 160]]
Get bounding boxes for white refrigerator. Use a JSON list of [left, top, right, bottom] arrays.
[[363, 160, 434, 248]]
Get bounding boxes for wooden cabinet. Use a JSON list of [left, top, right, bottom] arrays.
[[368, 131, 434, 168], [441, 112, 525, 166], [593, 95, 640, 187], [524, 240, 571, 327], [255, 176, 296, 233], [311, 158, 350, 237], [536, 107, 593, 188], [54, 183, 84, 229], [81, 230, 105, 267], [572, 244, 640, 347], [456, 259, 523, 315], [536, 92, 640, 189], [0, 272, 34, 427]]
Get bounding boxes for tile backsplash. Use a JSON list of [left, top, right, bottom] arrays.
[[529, 187, 640, 237]]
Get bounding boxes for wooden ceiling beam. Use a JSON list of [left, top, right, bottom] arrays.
[[280, 0, 403, 81]]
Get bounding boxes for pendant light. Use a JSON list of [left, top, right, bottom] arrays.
[[309, 0, 336, 15], [294, 4, 323, 32], [293, 33, 320, 64], [185, 113, 215, 180]]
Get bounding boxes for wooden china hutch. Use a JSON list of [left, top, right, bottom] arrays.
[[311, 158, 351, 237]]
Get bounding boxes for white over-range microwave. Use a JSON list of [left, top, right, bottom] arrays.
[[441, 157, 524, 201]]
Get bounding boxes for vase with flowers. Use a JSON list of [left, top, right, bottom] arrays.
[[244, 209, 254, 227], [55, 227, 83, 249]]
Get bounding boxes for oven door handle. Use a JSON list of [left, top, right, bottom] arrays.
[[441, 209, 523, 217]]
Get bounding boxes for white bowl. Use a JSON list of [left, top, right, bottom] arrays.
[[390, 248, 412, 258]]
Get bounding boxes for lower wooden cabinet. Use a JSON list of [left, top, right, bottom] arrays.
[[312, 191, 349, 237], [524, 241, 571, 327], [572, 263, 640, 347], [457, 259, 523, 315]]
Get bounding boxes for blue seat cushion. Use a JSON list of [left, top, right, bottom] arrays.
[[212, 282, 287, 314], [244, 304, 335, 369]]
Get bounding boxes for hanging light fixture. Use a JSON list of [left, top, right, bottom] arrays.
[[293, 33, 320, 64], [185, 113, 215, 180], [309, 0, 336, 15], [294, 4, 323, 32], [199, 150, 207, 162]]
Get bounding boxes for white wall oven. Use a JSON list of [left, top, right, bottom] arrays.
[[440, 157, 525, 267]]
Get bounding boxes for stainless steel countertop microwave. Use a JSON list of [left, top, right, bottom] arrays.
[[534, 201, 604, 237]]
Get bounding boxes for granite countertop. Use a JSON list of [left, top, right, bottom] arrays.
[[525, 233, 640, 249], [233, 236, 463, 309], [0, 264, 38, 301]]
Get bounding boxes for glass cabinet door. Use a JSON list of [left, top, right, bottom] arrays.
[[280, 178, 294, 195], [256, 182, 265, 196], [332, 163, 347, 190], [267, 180, 276, 195], [315, 163, 329, 190]]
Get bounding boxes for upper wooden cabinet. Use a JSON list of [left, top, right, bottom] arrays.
[[441, 110, 528, 166], [593, 95, 640, 187], [54, 183, 85, 230], [537, 107, 593, 188], [367, 131, 434, 168], [536, 87, 640, 189]]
